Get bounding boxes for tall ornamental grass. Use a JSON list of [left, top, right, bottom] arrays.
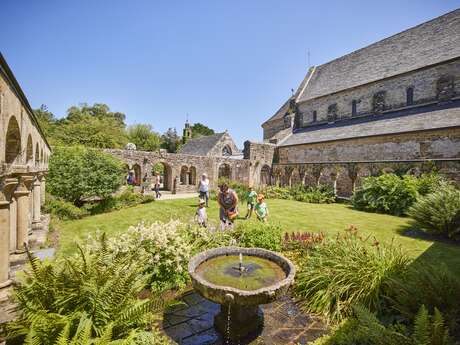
[[296, 227, 411, 323]]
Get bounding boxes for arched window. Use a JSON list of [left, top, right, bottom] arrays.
[[222, 145, 232, 156], [352, 100, 357, 116], [26, 135, 33, 164], [35, 144, 40, 166], [312, 110, 317, 122], [5, 116, 21, 164], [373, 91, 386, 113], [406, 87, 414, 106], [188, 166, 197, 185], [260, 165, 271, 186], [180, 166, 188, 185]]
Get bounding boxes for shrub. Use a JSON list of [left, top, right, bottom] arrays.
[[312, 305, 452, 345], [408, 184, 460, 239], [414, 173, 446, 196], [47, 146, 124, 205], [7, 237, 167, 344], [88, 221, 237, 292], [262, 184, 336, 204], [386, 262, 460, 333], [234, 222, 283, 251], [296, 227, 411, 322], [43, 195, 88, 220], [87, 187, 155, 215], [352, 174, 418, 215]]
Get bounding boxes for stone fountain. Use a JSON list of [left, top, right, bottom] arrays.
[[188, 247, 296, 341]]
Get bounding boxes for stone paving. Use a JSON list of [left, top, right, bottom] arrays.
[[162, 291, 328, 345]]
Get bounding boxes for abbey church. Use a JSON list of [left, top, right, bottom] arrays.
[[263, 9, 460, 195]]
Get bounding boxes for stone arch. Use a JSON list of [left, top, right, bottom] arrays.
[[336, 166, 354, 197], [189, 166, 197, 185], [355, 166, 372, 190], [218, 163, 231, 180], [304, 168, 317, 187], [260, 165, 271, 186], [35, 143, 40, 166], [5, 116, 21, 164], [282, 166, 294, 187], [26, 135, 33, 164], [152, 162, 172, 191], [132, 163, 142, 186], [318, 166, 337, 192], [180, 166, 189, 185], [291, 167, 302, 186], [40, 148, 44, 164]]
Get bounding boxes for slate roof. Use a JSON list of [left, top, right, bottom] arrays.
[[179, 133, 227, 156], [279, 103, 460, 147], [296, 9, 460, 103]]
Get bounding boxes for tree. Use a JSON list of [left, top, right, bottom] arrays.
[[47, 103, 129, 148], [127, 124, 161, 151], [161, 128, 182, 153], [191, 123, 215, 138], [34, 104, 56, 138], [47, 146, 124, 205]]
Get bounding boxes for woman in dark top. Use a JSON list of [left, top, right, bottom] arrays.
[[217, 183, 238, 230]]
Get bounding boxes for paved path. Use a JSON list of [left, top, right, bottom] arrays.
[[161, 291, 328, 345], [147, 191, 198, 201]]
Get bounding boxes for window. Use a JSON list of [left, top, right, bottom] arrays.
[[222, 145, 232, 156], [312, 110, 317, 122], [352, 100, 357, 116], [327, 104, 338, 122], [406, 87, 414, 106], [372, 91, 386, 113]]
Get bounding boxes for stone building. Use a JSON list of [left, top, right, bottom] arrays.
[[262, 9, 460, 196], [0, 53, 50, 295], [107, 127, 275, 194]]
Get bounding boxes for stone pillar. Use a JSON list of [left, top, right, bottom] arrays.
[[14, 176, 34, 253], [9, 197, 17, 253], [0, 178, 18, 289], [32, 177, 42, 230], [40, 176, 46, 206]]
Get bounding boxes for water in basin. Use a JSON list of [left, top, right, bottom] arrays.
[[195, 255, 286, 291]]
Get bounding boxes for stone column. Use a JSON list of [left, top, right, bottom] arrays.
[[32, 176, 42, 230], [0, 178, 18, 289], [40, 176, 46, 206], [14, 176, 34, 253], [9, 197, 17, 253]]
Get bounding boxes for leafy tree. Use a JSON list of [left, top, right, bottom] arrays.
[[126, 124, 161, 151], [47, 146, 124, 205], [191, 122, 215, 138], [66, 103, 126, 125], [161, 127, 182, 153], [34, 104, 56, 138]]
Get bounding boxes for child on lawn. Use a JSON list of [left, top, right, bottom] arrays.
[[245, 186, 258, 219], [195, 199, 207, 227], [254, 194, 269, 222]]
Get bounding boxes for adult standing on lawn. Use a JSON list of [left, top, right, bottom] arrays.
[[198, 173, 210, 207], [217, 182, 239, 230]]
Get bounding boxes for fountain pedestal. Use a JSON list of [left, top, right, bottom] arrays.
[[215, 304, 263, 340]]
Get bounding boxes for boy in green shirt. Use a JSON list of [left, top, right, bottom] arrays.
[[245, 186, 258, 219], [255, 194, 269, 222]]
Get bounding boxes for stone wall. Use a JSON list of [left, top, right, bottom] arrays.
[[207, 132, 240, 157], [278, 127, 460, 164], [105, 149, 255, 194]]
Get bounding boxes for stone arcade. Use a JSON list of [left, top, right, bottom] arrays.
[[0, 54, 50, 296], [262, 9, 460, 196]]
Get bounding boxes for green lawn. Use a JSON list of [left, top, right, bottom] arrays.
[[54, 197, 460, 275]]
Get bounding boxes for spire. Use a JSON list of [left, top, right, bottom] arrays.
[[182, 114, 192, 144]]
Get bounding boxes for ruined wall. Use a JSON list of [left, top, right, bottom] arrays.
[[105, 149, 254, 193], [278, 128, 460, 163], [243, 141, 276, 186], [299, 59, 460, 125]]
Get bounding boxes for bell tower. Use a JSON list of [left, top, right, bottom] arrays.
[[182, 117, 192, 144]]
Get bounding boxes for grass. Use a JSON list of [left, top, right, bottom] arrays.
[[53, 197, 460, 275]]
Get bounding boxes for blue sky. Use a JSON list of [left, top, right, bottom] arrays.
[[2, 0, 459, 146]]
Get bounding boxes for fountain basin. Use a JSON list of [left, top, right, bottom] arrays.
[[188, 247, 296, 340]]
